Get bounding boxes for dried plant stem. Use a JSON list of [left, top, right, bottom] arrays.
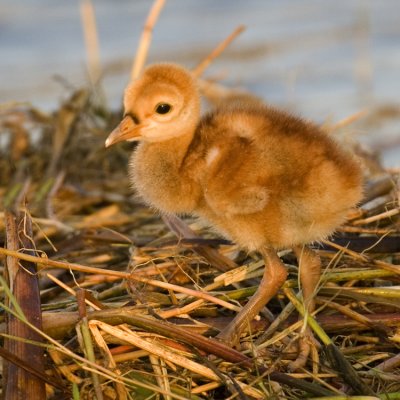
[[353, 207, 399, 225], [0, 247, 239, 312], [89, 323, 128, 400], [131, 0, 166, 80], [159, 298, 205, 319], [322, 239, 400, 275], [46, 273, 101, 311], [374, 352, 400, 373], [318, 299, 378, 331], [48, 349, 81, 385], [283, 288, 331, 346], [89, 320, 264, 399], [45, 171, 65, 220], [330, 110, 367, 131], [80, 0, 101, 85], [149, 355, 172, 400], [191, 382, 221, 394], [322, 268, 395, 283], [78, 320, 104, 400], [192, 25, 246, 78], [258, 319, 304, 350], [3, 211, 46, 399], [322, 239, 368, 262]]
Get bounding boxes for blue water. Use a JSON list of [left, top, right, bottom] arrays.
[[1, 0, 399, 166]]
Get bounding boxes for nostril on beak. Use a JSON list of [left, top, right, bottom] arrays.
[[124, 112, 140, 125]]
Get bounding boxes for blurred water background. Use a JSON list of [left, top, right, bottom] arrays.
[[1, 0, 399, 166]]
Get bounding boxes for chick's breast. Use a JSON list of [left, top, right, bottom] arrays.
[[130, 139, 203, 214]]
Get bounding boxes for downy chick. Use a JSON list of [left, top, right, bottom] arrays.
[[106, 63, 363, 369]]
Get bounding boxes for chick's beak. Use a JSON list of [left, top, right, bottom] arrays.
[[105, 116, 142, 147]]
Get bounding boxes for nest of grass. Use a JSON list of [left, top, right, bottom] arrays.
[[1, 1, 400, 399]]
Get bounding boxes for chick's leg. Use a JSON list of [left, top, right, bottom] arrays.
[[288, 245, 321, 371], [217, 248, 288, 345]]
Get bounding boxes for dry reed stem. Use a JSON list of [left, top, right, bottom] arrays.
[[149, 355, 172, 400], [214, 259, 264, 286], [89, 322, 128, 399], [353, 353, 390, 370], [76, 314, 104, 400], [45, 272, 101, 311], [48, 349, 82, 384], [45, 170, 65, 220], [339, 226, 395, 234], [131, 0, 166, 80], [89, 320, 265, 399], [159, 298, 205, 319], [53, 348, 151, 376], [353, 207, 399, 225], [318, 299, 379, 330], [321, 239, 400, 275], [80, 0, 101, 85], [257, 319, 305, 350], [190, 381, 221, 394], [330, 110, 367, 131], [0, 247, 240, 311], [3, 210, 46, 399], [192, 25, 246, 78], [374, 352, 400, 373]]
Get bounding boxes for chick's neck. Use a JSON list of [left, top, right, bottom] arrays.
[[134, 128, 200, 214], [141, 126, 195, 168]]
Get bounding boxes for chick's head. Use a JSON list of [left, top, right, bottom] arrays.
[[106, 63, 200, 146]]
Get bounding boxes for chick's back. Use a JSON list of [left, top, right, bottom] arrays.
[[187, 104, 363, 250]]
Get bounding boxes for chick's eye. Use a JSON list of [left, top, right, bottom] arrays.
[[155, 103, 172, 115]]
